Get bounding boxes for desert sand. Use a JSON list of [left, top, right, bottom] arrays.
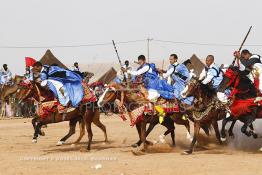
[[1, 115, 262, 175]]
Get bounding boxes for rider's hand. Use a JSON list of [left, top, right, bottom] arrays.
[[59, 87, 65, 97], [234, 51, 241, 59]]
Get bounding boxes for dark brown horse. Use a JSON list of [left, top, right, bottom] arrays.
[[217, 66, 262, 140], [98, 83, 195, 151], [16, 82, 107, 150], [181, 77, 227, 154]]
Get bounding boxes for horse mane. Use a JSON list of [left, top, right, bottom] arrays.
[[34, 83, 55, 101], [237, 72, 258, 98], [109, 83, 147, 104], [199, 82, 216, 98]]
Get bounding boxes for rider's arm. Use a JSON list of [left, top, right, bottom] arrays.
[[201, 70, 215, 84], [233, 60, 245, 71], [199, 68, 206, 80], [163, 66, 174, 79], [127, 65, 150, 76]]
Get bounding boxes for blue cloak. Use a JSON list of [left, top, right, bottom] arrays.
[[40, 65, 84, 107]]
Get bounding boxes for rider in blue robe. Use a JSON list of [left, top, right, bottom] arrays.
[[123, 55, 174, 101], [163, 57, 193, 105], [33, 62, 84, 107]]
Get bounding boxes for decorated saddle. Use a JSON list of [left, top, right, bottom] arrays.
[[37, 82, 97, 119], [230, 97, 262, 118]]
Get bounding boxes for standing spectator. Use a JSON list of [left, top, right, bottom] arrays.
[[0, 64, 12, 86]]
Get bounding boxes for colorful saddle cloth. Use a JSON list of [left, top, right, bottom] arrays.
[[37, 83, 97, 119]]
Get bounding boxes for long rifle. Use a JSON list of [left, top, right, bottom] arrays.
[[232, 26, 252, 65], [112, 40, 127, 83]]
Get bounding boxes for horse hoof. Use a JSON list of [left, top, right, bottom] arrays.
[[56, 141, 65, 146], [259, 147, 262, 152], [220, 137, 227, 142], [40, 131, 45, 136], [32, 139, 37, 143], [253, 133, 258, 139], [131, 143, 139, 148], [182, 150, 192, 155]]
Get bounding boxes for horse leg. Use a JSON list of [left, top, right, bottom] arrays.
[[56, 117, 78, 146], [174, 114, 192, 142], [212, 120, 222, 144], [1, 102, 5, 118], [140, 120, 147, 152], [84, 110, 93, 150], [240, 115, 254, 137], [228, 120, 237, 138], [240, 107, 257, 137], [93, 110, 108, 142], [162, 116, 176, 146], [132, 123, 142, 147], [184, 121, 200, 155], [32, 118, 45, 136], [74, 119, 85, 144], [220, 116, 233, 140], [32, 122, 42, 143]]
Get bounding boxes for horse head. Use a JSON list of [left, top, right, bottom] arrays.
[[16, 81, 35, 103], [217, 66, 258, 103], [217, 66, 240, 93], [97, 83, 121, 107], [181, 76, 201, 98]]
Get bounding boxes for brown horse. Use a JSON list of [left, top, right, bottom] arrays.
[[16, 82, 107, 150], [98, 83, 195, 150], [0, 75, 24, 118], [181, 77, 227, 154]]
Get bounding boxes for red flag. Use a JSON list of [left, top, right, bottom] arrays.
[[25, 57, 36, 67]]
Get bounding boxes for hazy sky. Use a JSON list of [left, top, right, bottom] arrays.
[[0, 0, 262, 74]]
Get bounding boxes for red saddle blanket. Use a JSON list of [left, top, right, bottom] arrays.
[[230, 98, 262, 118], [37, 84, 97, 119], [81, 82, 97, 103]]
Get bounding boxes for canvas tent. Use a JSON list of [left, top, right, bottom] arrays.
[[40, 49, 68, 69], [96, 67, 117, 84], [187, 54, 205, 77]]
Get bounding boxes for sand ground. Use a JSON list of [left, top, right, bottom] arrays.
[[1, 115, 262, 175]]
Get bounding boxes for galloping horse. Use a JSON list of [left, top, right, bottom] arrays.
[[98, 83, 195, 150], [217, 66, 262, 140], [16, 82, 108, 150], [0, 75, 24, 118], [181, 77, 227, 154]]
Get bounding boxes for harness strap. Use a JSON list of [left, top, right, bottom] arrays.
[[172, 64, 188, 81], [34, 84, 45, 102], [229, 76, 240, 98]]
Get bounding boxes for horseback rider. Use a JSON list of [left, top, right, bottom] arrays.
[[234, 49, 262, 93], [121, 55, 175, 125], [115, 60, 133, 84], [161, 54, 193, 105], [122, 55, 174, 102], [33, 61, 84, 108], [0, 64, 12, 87], [199, 55, 223, 90]]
